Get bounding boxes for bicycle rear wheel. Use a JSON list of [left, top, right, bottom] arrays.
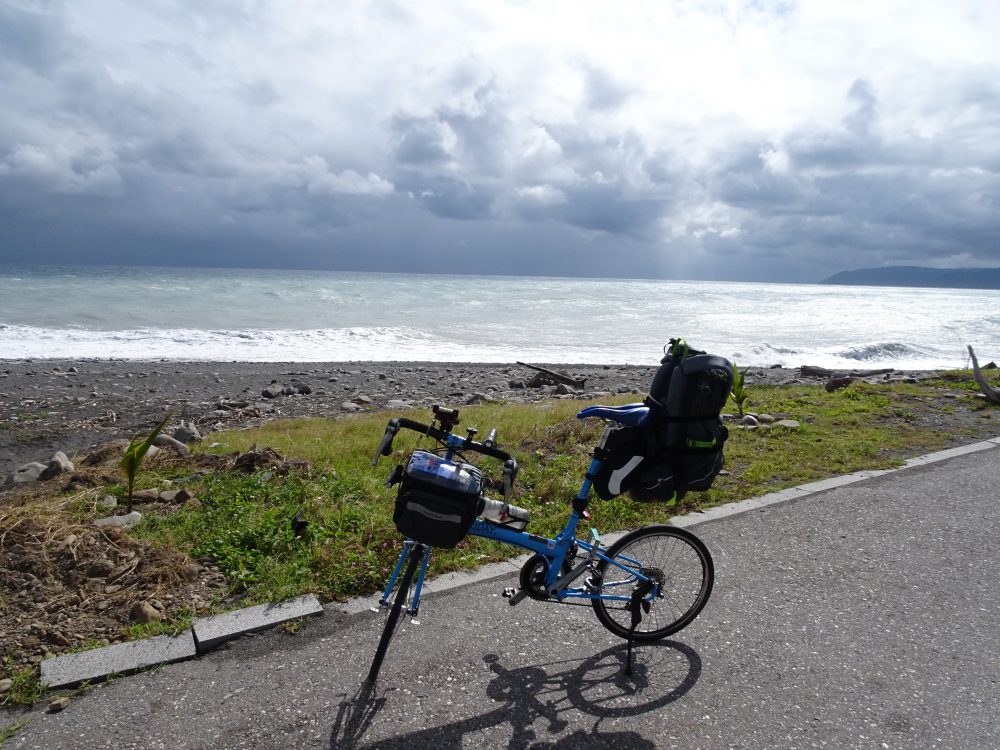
[[367, 544, 423, 683], [591, 525, 713, 641]]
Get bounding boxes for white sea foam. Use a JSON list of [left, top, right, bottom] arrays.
[[1, 266, 998, 367]]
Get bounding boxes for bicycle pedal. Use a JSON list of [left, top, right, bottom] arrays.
[[502, 587, 517, 598], [506, 588, 529, 607]]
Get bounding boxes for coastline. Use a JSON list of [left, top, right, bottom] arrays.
[[0, 358, 944, 477]]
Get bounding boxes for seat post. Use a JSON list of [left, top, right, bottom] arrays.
[[597, 423, 615, 450]]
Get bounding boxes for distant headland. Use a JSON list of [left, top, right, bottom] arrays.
[[820, 266, 1000, 290]]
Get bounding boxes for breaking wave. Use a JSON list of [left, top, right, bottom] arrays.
[[2, 267, 998, 366], [838, 342, 936, 362]]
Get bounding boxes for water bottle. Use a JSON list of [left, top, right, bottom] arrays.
[[480, 497, 530, 531]]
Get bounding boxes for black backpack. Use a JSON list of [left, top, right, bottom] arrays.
[[592, 339, 734, 503]]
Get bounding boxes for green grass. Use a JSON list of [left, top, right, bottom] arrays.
[[0, 667, 45, 708], [126, 379, 999, 608], [1, 719, 31, 745], [122, 608, 195, 641]]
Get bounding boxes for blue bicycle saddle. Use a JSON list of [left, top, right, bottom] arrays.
[[576, 403, 651, 428]]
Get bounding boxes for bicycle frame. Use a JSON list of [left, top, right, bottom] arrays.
[[377, 423, 659, 617]]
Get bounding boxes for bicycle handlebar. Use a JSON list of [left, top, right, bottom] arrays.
[[372, 417, 517, 465], [371, 415, 519, 500]]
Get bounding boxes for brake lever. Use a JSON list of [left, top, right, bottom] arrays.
[[371, 421, 399, 466]]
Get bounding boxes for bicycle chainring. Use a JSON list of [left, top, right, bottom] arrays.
[[519, 554, 572, 601]]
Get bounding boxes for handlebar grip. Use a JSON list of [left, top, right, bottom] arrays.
[[371, 420, 400, 465], [484, 428, 497, 448]]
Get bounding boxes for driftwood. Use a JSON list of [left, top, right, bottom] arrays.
[[967, 346, 1000, 404], [516, 361, 586, 389], [801, 365, 895, 379]]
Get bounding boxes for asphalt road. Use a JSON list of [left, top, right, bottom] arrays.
[[6, 443, 1000, 750]]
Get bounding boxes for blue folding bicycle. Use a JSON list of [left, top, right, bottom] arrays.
[[366, 403, 714, 683]]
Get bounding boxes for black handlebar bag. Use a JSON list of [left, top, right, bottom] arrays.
[[394, 451, 485, 548]]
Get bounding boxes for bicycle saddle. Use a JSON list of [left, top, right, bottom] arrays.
[[576, 403, 651, 428]]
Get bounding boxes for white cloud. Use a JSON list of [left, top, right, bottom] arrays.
[[0, 142, 123, 196]]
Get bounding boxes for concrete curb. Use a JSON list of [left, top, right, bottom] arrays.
[[38, 435, 1000, 690], [39, 594, 322, 689]]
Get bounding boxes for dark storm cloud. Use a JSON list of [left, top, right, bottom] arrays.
[[388, 76, 511, 221], [391, 117, 454, 167], [0, 3, 68, 73], [511, 128, 679, 239], [2, 2, 1000, 283], [702, 78, 1000, 274]]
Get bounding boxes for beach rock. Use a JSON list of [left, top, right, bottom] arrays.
[[262, 384, 283, 399], [341, 402, 363, 412], [555, 383, 578, 395], [509, 379, 527, 389], [41, 451, 75, 480], [173, 422, 202, 444], [801, 365, 834, 378], [826, 376, 857, 392], [740, 415, 760, 427], [93, 511, 143, 529], [385, 399, 412, 409], [9, 462, 48, 484], [158, 489, 191, 503], [86, 559, 115, 578], [773, 419, 801, 430], [130, 601, 162, 624], [0, 678, 12, 694], [153, 434, 190, 454]]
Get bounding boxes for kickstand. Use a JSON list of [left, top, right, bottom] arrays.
[[624, 581, 653, 676]]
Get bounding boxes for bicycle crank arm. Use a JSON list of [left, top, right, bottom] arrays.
[[503, 587, 529, 606]]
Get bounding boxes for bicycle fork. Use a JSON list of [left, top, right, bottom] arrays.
[[377, 541, 432, 617]]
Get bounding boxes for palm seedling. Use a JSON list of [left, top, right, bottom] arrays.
[[121, 412, 172, 512], [730, 361, 748, 418]]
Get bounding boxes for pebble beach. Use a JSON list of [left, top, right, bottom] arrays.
[[0, 358, 945, 479]]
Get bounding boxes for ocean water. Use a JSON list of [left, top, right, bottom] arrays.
[[1, 265, 998, 369]]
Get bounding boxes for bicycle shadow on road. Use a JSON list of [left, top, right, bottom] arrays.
[[329, 639, 702, 749]]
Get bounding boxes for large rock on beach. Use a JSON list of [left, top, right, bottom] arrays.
[[8, 462, 49, 485], [153, 433, 190, 454], [41, 451, 75, 480], [173, 422, 202, 444]]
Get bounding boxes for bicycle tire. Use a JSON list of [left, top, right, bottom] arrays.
[[590, 525, 713, 641], [367, 544, 423, 683]]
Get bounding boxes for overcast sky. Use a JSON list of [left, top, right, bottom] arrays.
[[2, 1, 999, 282]]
